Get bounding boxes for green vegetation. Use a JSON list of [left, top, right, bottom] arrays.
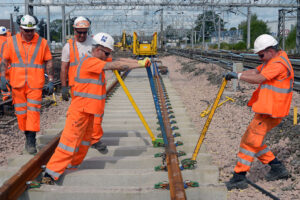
[[285, 26, 296, 51], [238, 14, 270, 48]]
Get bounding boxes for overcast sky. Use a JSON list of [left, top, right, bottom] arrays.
[[0, 1, 295, 36]]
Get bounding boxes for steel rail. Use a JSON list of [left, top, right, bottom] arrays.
[[169, 49, 300, 90], [153, 63, 186, 200], [0, 71, 129, 200]]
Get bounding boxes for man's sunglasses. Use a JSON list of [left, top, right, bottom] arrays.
[[76, 30, 88, 35], [101, 49, 111, 57], [258, 54, 264, 58], [23, 29, 34, 33]]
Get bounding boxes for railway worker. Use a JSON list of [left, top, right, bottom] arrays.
[[0, 26, 11, 101], [0, 15, 54, 154], [224, 34, 294, 190], [60, 16, 109, 153], [42, 32, 150, 184]]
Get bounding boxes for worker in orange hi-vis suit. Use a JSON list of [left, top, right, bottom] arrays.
[[0, 15, 54, 154], [224, 34, 294, 190], [60, 16, 110, 153], [41, 32, 150, 184], [0, 26, 11, 101]]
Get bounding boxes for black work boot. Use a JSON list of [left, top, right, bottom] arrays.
[[91, 140, 108, 153], [265, 161, 289, 181], [41, 173, 55, 185], [25, 131, 37, 154], [225, 172, 248, 190]]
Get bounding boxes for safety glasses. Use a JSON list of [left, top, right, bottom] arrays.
[[101, 49, 111, 57], [76, 30, 88, 35], [258, 54, 264, 59], [22, 29, 34, 33]]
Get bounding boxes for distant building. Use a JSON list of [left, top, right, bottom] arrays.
[[266, 18, 296, 37], [210, 30, 243, 44]]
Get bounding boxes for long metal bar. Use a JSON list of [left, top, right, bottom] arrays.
[[113, 70, 156, 142], [153, 63, 186, 200], [146, 59, 168, 145], [192, 78, 227, 160], [0, 72, 128, 200]]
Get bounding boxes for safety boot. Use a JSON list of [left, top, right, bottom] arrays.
[[225, 172, 248, 190], [41, 173, 55, 185], [25, 131, 37, 154], [91, 140, 108, 153], [265, 162, 289, 181]]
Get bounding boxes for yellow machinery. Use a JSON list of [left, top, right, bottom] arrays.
[[115, 30, 132, 51], [133, 32, 157, 56]]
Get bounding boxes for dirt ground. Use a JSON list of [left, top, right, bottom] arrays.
[[162, 55, 300, 200]]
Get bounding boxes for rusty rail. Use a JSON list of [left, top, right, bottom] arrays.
[[153, 69, 186, 199], [0, 71, 129, 200]]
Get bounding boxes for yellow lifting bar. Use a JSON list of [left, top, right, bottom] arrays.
[[113, 70, 156, 142], [192, 78, 228, 160], [200, 96, 235, 118]]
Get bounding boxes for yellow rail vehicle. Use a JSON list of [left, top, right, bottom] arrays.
[[133, 32, 157, 56]]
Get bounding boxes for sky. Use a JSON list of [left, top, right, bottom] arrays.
[[0, 1, 296, 36]]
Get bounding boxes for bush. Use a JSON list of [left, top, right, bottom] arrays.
[[233, 41, 246, 50]]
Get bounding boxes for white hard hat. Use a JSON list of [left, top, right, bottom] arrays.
[[93, 32, 114, 51], [253, 34, 278, 53], [0, 26, 7, 34], [73, 16, 90, 28], [20, 15, 37, 30]]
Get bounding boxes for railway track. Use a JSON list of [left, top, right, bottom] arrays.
[[168, 48, 300, 91], [0, 65, 227, 199]]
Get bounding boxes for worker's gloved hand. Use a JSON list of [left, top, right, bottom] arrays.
[[0, 76, 8, 92], [61, 86, 70, 101], [45, 81, 54, 95], [138, 57, 151, 67], [225, 72, 238, 81]]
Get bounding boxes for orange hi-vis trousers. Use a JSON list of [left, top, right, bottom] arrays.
[[12, 83, 42, 132], [234, 114, 282, 173], [45, 108, 94, 180], [70, 87, 104, 145]]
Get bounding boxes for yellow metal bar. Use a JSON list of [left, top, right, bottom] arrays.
[[294, 106, 298, 125], [113, 70, 156, 141], [192, 78, 227, 161]]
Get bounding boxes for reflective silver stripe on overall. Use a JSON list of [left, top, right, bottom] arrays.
[[69, 40, 79, 67], [260, 56, 293, 93], [75, 56, 105, 85], [58, 142, 75, 153], [11, 36, 45, 69], [14, 102, 27, 115], [45, 168, 61, 178]]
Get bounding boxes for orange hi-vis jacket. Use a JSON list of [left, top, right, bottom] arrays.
[[71, 55, 106, 115], [68, 38, 80, 87], [4, 33, 52, 89], [0, 36, 10, 79], [248, 51, 294, 118]]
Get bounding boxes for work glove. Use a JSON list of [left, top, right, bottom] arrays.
[[225, 72, 238, 81], [45, 81, 54, 95], [138, 57, 151, 67], [0, 76, 8, 92], [61, 86, 70, 101]]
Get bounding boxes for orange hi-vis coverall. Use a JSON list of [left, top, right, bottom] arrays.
[[0, 35, 11, 101], [2, 33, 52, 131], [45, 55, 107, 180], [234, 51, 294, 173], [67, 39, 112, 145]]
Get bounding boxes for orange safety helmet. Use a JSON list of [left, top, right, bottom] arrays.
[[73, 16, 90, 29]]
